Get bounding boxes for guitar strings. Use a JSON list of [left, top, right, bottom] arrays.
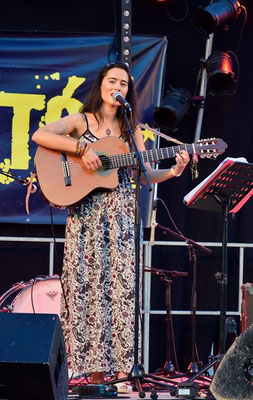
[[61, 142, 219, 170]]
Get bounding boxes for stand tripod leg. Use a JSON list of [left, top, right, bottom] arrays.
[[163, 279, 176, 374], [187, 354, 223, 383], [134, 379, 146, 399]]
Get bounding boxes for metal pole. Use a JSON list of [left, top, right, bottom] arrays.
[[194, 34, 214, 142], [219, 203, 229, 354]]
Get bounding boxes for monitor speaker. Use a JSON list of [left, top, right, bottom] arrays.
[[0, 313, 69, 400], [210, 323, 253, 400]]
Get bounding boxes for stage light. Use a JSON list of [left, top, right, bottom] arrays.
[[153, 88, 191, 130], [194, 0, 242, 35], [205, 51, 237, 95]]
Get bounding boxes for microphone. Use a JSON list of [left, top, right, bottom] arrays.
[[150, 199, 157, 246], [112, 92, 132, 110]]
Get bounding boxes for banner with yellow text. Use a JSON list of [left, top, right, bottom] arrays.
[[0, 33, 167, 225]]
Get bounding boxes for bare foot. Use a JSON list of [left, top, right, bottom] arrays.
[[116, 371, 128, 380], [90, 371, 105, 384]]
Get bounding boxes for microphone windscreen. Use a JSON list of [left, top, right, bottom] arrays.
[[113, 92, 121, 100], [210, 324, 253, 400]]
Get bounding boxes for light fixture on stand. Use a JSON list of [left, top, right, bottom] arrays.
[[194, 0, 242, 35], [153, 88, 192, 131], [204, 50, 238, 95]]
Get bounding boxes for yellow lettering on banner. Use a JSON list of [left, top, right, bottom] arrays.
[[0, 92, 45, 170], [0, 159, 13, 184], [0, 76, 86, 181], [42, 76, 85, 125]]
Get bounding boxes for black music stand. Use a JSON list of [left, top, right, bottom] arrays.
[[184, 157, 253, 355]]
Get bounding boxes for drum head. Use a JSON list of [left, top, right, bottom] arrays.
[[12, 276, 61, 315], [0, 281, 30, 312]]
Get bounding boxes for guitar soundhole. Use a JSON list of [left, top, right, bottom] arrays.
[[98, 155, 111, 171]]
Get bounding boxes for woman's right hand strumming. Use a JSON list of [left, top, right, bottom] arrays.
[[81, 146, 102, 171]]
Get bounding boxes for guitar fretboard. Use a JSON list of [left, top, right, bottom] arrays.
[[108, 143, 195, 169]]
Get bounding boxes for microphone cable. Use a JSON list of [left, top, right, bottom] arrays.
[[49, 206, 70, 318]]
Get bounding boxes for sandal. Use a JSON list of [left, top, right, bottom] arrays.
[[115, 382, 133, 394]]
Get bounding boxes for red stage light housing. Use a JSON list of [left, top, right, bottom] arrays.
[[194, 0, 241, 35], [206, 51, 237, 95]]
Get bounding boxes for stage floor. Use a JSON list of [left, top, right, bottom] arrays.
[[67, 375, 214, 400], [67, 389, 215, 400]]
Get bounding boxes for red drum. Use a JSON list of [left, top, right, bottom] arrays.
[[0, 275, 61, 315]]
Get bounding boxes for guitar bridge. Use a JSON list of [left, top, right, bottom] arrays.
[[60, 153, 71, 186]]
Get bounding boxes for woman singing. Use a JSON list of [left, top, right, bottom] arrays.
[[32, 62, 189, 393]]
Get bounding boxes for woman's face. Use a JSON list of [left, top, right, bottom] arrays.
[[100, 67, 129, 107]]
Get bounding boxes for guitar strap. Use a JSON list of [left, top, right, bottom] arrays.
[[140, 123, 199, 179], [139, 123, 184, 145]]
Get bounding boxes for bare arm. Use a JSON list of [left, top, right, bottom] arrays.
[[134, 125, 190, 184], [32, 113, 102, 170]]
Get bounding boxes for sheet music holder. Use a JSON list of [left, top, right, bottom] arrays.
[[184, 157, 253, 213], [183, 157, 253, 355]]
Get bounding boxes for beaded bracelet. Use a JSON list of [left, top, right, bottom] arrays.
[[171, 165, 182, 177], [76, 140, 83, 156], [76, 141, 89, 157]]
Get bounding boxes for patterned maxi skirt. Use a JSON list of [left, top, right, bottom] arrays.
[[60, 169, 141, 375]]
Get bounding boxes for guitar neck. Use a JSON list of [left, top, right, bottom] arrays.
[[108, 143, 195, 169]]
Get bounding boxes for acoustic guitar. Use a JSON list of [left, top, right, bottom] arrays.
[[35, 136, 227, 207]]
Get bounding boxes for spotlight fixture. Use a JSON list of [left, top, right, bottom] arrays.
[[194, 0, 242, 35], [205, 51, 237, 95], [153, 88, 191, 131]]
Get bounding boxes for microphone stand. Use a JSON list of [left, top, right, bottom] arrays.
[[107, 108, 182, 397], [156, 224, 212, 256], [0, 169, 37, 215], [122, 106, 152, 394], [0, 170, 32, 187], [143, 266, 188, 377], [155, 223, 212, 376]]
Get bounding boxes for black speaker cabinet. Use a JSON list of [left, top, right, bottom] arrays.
[[0, 313, 69, 400]]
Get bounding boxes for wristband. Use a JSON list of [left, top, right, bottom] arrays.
[[171, 165, 182, 177]]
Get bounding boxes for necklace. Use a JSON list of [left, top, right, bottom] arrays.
[[106, 128, 112, 136]]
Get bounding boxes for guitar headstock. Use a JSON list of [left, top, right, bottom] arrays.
[[195, 138, 228, 158]]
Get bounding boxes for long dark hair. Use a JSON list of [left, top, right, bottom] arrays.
[[79, 62, 138, 142]]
